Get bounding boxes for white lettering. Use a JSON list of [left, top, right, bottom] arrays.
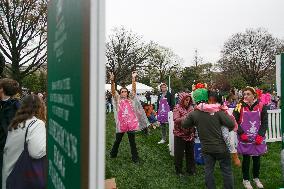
[[49, 119, 78, 163], [49, 160, 66, 189]]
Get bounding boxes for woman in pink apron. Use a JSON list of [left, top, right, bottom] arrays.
[[109, 72, 149, 163], [233, 87, 268, 189]]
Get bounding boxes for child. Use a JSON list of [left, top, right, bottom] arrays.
[[196, 90, 241, 167], [143, 103, 159, 129]]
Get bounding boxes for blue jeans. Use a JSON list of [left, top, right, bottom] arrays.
[[203, 153, 234, 189]]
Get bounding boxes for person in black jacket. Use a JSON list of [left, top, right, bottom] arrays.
[[0, 78, 20, 186], [156, 83, 175, 144]]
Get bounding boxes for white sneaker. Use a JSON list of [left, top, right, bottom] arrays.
[[243, 180, 253, 189], [158, 139, 166, 144], [253, 178, 264, 188]]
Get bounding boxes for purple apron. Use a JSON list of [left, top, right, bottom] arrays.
[[237, 110, 267, 156], [157, 98, 170, 123]]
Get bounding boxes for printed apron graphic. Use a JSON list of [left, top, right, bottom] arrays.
[[237, 110, 267, 156], [157, 98, 170, 123], [117, 99, 139, 132]]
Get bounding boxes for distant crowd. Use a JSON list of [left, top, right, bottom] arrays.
[[107, 71, 277, 189]]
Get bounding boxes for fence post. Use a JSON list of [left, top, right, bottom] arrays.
[[168, 111, 174, 156]]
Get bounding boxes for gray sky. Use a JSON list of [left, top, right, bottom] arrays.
[[106, 0, 284, 67]]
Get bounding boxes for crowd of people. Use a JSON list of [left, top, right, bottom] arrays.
[[107, 71, 279, 189], [0, 74, 278, 189], [0, 78, 46, 189]]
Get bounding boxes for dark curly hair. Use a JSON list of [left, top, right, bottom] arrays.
[[208, 90, 223, 104], [9, 94, 46, 130]]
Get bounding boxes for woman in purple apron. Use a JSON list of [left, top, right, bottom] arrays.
[[233, 87, 268, 189], [156, 83, 175, 144]]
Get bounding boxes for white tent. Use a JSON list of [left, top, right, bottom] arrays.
[[105, 84, 121, 92], [126, 82, 153, 94]]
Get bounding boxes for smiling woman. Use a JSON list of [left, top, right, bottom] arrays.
[[233, 87, 269, 188]]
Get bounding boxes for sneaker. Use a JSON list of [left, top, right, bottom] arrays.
[[253, 178, 264, 188], [243, 180, 253, 189], [158, 139, 166, 144]]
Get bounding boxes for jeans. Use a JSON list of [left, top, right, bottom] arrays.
[[242, 155, 260, 180], [160, 123, 167, 141], [203, 153, 234, 189], [110, 132, 138, 161]]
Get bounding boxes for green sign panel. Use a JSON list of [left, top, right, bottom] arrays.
[[47, 0, 90, 188]]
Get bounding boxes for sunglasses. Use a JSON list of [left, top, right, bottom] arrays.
[[121, 91, 128, 93], [243, 92, 252, 96]]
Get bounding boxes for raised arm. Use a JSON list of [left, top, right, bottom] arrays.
[[109, 72, 116, 97], [132, 71, 137, 96]]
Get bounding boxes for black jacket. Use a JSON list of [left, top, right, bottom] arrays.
[[0, 99, 20, 150], [157, 91, 175, 111]]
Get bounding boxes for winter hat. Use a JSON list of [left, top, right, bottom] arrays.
[[192, 83, 208, 103], [178, 92, 191, 104]]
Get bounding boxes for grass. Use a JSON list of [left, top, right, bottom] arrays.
[[105, 113, 283, 189]]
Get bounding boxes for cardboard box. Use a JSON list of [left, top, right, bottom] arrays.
[[105, 178, 117, 189]]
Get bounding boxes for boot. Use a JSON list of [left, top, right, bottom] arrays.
[[232, 153, 241, 167]]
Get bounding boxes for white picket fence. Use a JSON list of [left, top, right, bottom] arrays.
[[266, 109, 281, 142], [168, 109, 282, 156], [168, 111, 175, 156]]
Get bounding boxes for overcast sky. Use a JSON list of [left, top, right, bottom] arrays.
[[106, 0, 284, 67]]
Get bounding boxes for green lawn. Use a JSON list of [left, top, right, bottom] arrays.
[[105, 113, 283, 189]]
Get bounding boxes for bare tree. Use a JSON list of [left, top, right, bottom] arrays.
[[0, 52, 4, 77], [147, 44, 182, 84], [0, 0, 47, 84], [218, 28, 284, 86], [106, 27, 154, 87]]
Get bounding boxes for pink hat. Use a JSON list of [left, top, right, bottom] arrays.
[[178, 92, 191, 104]]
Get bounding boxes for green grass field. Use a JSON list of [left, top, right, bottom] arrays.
[[105, 113, 283, 189]]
